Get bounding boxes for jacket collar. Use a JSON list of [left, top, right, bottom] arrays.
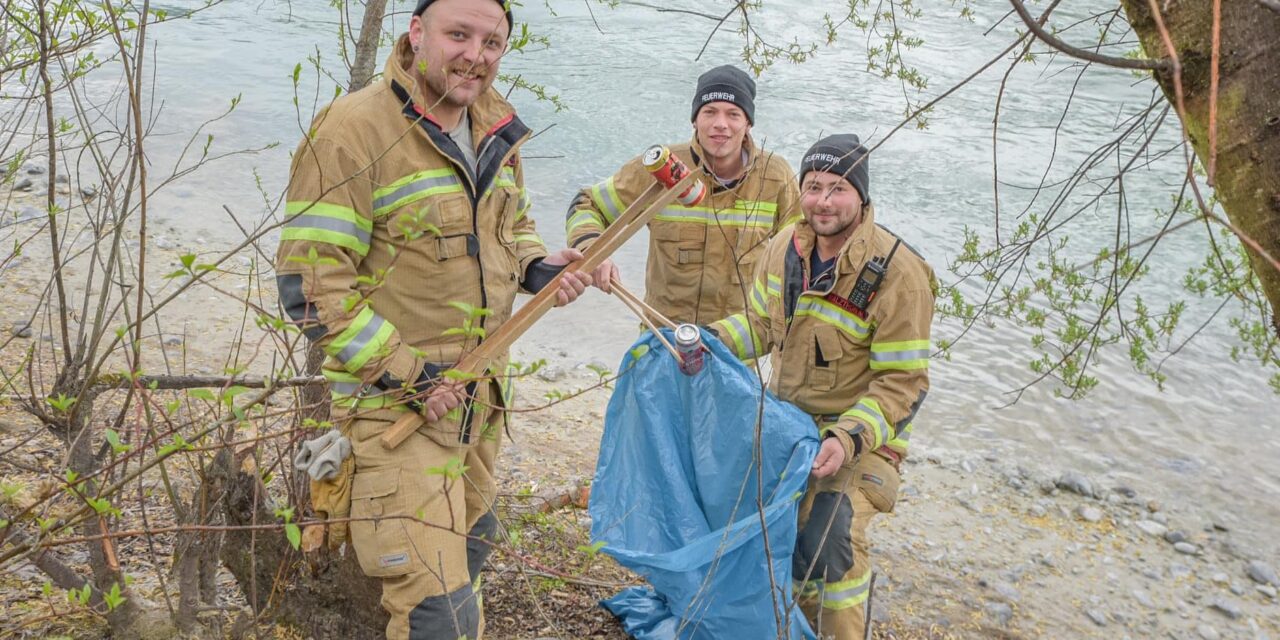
[[792, 203, 879, 275], [689, 133, 758, 186], [384, 33, 518, 137]]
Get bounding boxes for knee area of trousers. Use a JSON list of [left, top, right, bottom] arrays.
[[466, 510, 499, 579], [407, 583, 480, 640], [792, 491, 855, 580]]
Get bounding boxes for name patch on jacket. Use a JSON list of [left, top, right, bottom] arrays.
[[825, 292, 868, 320]]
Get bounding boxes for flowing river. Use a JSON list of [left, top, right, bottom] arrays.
[[122, 0, 1277, 559]]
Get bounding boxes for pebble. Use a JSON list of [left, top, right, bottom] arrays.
[[1112, 485, 1137, 499], [55, 174, 69, 184], [1259, 584, 1278, 599], [1211, 572, 1230, 585], [1132, 589, 1155, 609], [1165, 530, 1189, 544], [80, 185, 97, 199], [1147, 499, 1161, 512], [163, 336, 184, 346], [985, 602, 1013, 626], [1056, 470, 1095, 497], [1077, 505, 1104, 523], [1028, 504, 1047, 518], [10, 323, 33, 338], [25, 164, 45, 174], [1246, 560, 1279, 586], [1134, 520, 1168, 537], [14, 177, 33, 191], [1209, 598, 1242, 620], [1197, 625, 1221, 640], [994, 581, 1020, 602], [1174, 542, 1199, 555], [1230, 583, 1247, 596], [536, 365, 567, 383], [900, 484, 919, 499], [1170, 564, 1193, 580], [1084, 608, 1108, 626], [959, 459, 975, 473]]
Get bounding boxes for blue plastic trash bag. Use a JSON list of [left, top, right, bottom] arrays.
[[590, 328, 820, 639]]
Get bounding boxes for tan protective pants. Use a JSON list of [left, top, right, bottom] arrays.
[[345, 392, 504, 640], [793, 452, 900, 640]]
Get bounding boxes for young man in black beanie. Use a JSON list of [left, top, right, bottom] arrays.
[[709, 133, 937, 640], [277, 1, 591, 638], [566, 64, 802, 326]]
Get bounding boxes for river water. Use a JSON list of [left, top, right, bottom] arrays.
[[128, 0, 1275, 557]]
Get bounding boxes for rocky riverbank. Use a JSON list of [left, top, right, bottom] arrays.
[[2, 168, 1278, 638]]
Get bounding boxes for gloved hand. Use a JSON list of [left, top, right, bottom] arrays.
[[293, 429, 352, 481]]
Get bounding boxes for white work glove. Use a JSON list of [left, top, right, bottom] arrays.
[[292, 429, 352, 481]]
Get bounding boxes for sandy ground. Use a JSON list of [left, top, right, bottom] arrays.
[[2, 178, 1278, 639]]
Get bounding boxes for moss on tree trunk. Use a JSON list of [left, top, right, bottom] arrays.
[[1121, 0, 1280, 336]]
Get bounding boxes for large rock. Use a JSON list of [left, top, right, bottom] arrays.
[[1055, 470, 1095, 497], [1246, 560, 1279, 586]]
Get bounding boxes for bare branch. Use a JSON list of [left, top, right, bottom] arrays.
[[1008, 0, 1169, 71]]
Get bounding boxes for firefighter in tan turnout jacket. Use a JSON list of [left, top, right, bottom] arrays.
[[274, 1, 590, 638], [567, 64, 801, 323], [710, 134, 936, 639]]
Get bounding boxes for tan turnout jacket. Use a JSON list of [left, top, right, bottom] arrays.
[[275, 35, 548, 436], [711, 206, 936, 463], [566, 137, 801, 324]]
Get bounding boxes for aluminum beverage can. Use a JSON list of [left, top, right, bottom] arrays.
[[673, 323, 705, 376], [642, 145, 706, 207]]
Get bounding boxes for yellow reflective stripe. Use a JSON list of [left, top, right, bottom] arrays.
[[842, 397, 890, 450], [653, 200, 777, 228], [372, 168, 463, 217], [715, 313, 759, 360], [590, 178, 624, 224], [515, 188, 532, 221], [283, 202, 372, 256], [795, 296, 872, 340], [766, 273, 782, 296], [870, 339, 930, 371], [886, 421, 912, 455], [821, 569, 872, 610], [514, 233, 544, 246], [325, 307, 397, 374], [794, 579, 822, 599], [567, 209, 601, 234], [780, 213, 804, 227], [750, 279, 770, 317]]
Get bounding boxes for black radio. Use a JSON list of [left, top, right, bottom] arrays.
[[850, 239, 902, 313]]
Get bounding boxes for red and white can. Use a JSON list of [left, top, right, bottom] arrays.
[[643, 145, 706, 207], [673, 323, 705, 376]]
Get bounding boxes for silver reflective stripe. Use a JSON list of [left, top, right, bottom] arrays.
[[593, 181, 622, 222], [871, 348, 930, 363], [854, 400, 890, 443], [822, 579, 871, 604], [372, 174, 460, 212], [329, 380, 361, 395], [337, 313, 386, 365], [797, 300, 870, 338], [725, 314, 757, 358], [287, 213, 372, 247]]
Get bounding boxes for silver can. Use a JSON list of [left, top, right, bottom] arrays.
[[673, 323, 704, 376]]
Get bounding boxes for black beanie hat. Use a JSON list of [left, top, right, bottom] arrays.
[[798, 134, 870, 204], [691, 65, 756, 124], [414, 0, 513, 34]]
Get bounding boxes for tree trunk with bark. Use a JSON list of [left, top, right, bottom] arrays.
[[1121, 0, 1280, 337], [210, 450, 386, 639]]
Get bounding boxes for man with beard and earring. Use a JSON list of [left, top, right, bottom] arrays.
[[275, 1, 591, 638], [566, 64, 802, 325], [708, 134, 937, 639]]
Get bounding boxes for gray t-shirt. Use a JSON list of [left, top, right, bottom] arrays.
[[447, 112, 478, 174]]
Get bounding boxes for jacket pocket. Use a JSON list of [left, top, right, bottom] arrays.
[[855, 454, 901, 514], [349, 467, 419, 577], [807, 324, 843, 390]]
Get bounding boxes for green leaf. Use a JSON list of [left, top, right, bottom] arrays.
[[188, 389, 215, 402], [103, 582, 125, 611], [285, 523, 301, 550]]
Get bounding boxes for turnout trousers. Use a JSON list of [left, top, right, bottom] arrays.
[[345, 390, 504, 640], [793, 452, 900, 640]]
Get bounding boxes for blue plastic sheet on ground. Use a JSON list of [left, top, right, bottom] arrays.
[[590, 328, 819, 639]]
